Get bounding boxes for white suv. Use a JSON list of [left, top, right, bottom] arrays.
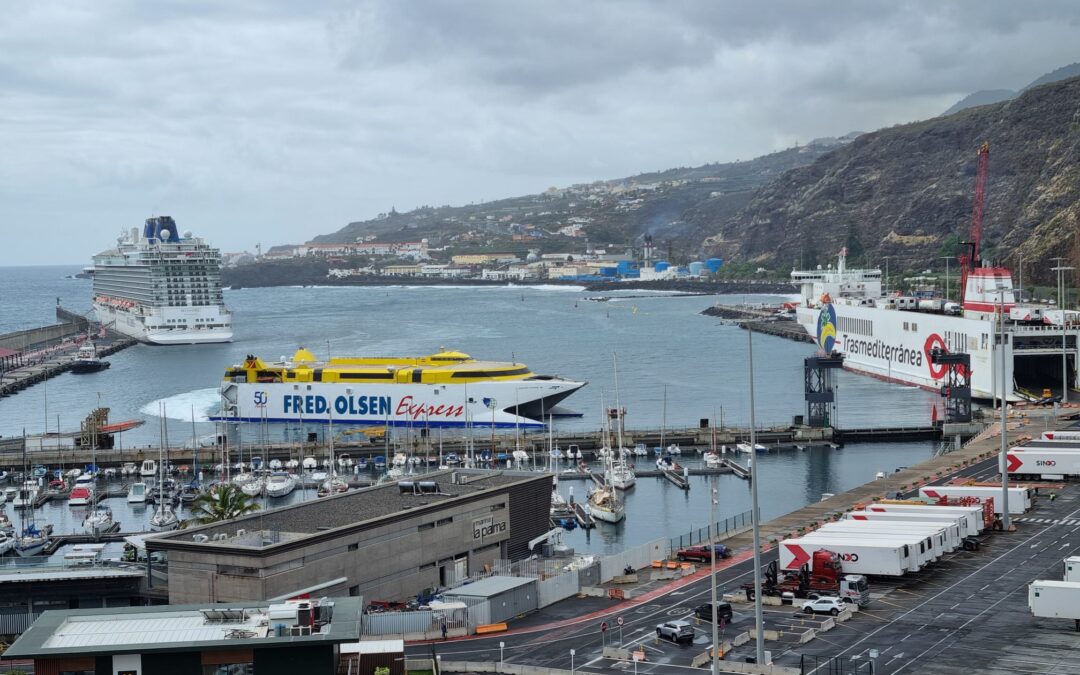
[[655, 620, 695, 643], [801, 596, 845, 616]]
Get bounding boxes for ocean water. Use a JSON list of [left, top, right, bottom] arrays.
[[0, 266, 942, 553]]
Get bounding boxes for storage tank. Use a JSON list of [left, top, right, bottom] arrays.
[[655, 261, 670, 272], [705, 258, 724, 273], [688, 261, 705, 276]]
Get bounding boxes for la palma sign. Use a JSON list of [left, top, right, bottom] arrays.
[[472, 515, 508, 542]]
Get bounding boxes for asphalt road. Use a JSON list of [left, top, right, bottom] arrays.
[[411, 446, 1080, 674]]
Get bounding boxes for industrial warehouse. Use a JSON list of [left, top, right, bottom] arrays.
[[147, 469, 554, 604]]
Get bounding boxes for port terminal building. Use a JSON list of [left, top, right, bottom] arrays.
[[147, 469, 553, 604]]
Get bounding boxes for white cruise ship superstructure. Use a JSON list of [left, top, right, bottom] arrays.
[[793, 248, 1078, 401], [92, 217, 233, 345]]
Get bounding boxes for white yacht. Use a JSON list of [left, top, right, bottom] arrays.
[[587, 485, 625, 523], [265, 471, 297, 498], [12, 481, 38, 509], [127, 482, 148, 504], [91, 216, 233, 344], [139, 459, 157, 478]]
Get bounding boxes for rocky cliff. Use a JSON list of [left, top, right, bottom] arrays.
[[702, 76, 1080, 280]]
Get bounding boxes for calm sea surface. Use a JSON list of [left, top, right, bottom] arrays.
[[0, 266, 943, 554]]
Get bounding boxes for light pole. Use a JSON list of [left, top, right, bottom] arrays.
[[940, 256, 952, 301], [570, 649, 576, 674], [1052, 260, 1074, 404], [500, 641, 505, 666], [884, 256, 893, 296], [998, 288, 1012, 532], [710, 484, 720, 675], [748, 327, 764, 665]]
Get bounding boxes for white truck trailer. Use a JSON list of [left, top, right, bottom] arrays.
[[862, 503, 986, 535], [818, 521, 955, 558], [781, 535, 919, 575], [1007, 447, 1080, 480], [919, 485, 1032, 515], [1040, 431, 1080, 442], [1029, 580, 1080, 630], [1065, 556, 1080, 582], [847, 510, 970, 539], [799, 529, 939, 569]]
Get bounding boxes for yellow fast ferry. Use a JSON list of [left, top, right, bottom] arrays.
[[214, 348, 586, 428]]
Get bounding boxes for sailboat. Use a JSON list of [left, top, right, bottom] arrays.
[[605, 357, 636, 490], [317, 412, 348, 497], [16, 430, 51, 556], [149, 405, 179, 532]]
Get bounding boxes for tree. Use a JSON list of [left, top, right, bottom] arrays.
[[185, 483, 260, 527]]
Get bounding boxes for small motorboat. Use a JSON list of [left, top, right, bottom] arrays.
[[269, 459, 283, 470], [127, 482, 148, 504], [121, 462, 137, 476], [285, 458, 300, 470], [265, 472, 297, 498], [179, 483, 201, 503], [68, 486, 93, 507], [373, 455, 387, 470], [139, 459, 157, 478], [316, 475, 348, 498], [302, 457, 317, 470], [3, 487, 16, 501]]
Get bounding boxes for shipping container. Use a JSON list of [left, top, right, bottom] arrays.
[[779, 536, 914, 576], [863, 503, 985, 534], [794, 531, 934, 570], [919, 485, 1031, 515]]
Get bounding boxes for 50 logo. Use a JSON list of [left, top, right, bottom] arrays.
[[253, 391, 268, 406]]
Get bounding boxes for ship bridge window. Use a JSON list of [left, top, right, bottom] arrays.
[[451, 367, 530, 378]]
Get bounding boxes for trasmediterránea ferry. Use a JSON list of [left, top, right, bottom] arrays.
[[213, 348, 586, 428], [793, 249, 1078, 401]]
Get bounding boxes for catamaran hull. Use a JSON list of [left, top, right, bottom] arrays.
[[213, 379, 586, 428]]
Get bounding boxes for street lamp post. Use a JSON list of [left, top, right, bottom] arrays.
[[940, 256, 952, 301], [500, 641, 505, 666], [998, 289, 1012, 532], [748, 328, 764, 665], [710, 485, 720, 675], [570, 649, 576, 675], [1052, 260, 1074, 404]]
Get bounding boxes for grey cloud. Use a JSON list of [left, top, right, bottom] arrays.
[[1, 1, 1080, 264]]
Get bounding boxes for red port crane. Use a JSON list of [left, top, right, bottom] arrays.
[[958, 142, 990, 294]]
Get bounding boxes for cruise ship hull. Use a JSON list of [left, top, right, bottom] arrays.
[[797, 303, 1011, 399], [213, 379, 586, 428], [94, 303, 233, 345]]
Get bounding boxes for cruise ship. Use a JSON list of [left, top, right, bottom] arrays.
[[92, 217, 233, 344], [212, 348, 585, 428], [793, 248, 1078, 401]]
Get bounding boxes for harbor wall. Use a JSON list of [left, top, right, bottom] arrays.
[[0, 322, 81, 353]]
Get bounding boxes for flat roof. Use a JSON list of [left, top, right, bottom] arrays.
[[0, 564, 145, 585], [442, 575, 536, 598], [149, 469, 550, 556], [5, 597, 363, 659]]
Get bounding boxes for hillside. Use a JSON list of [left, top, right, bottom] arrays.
[[309, 141, 848, 259], [702, 75, 1080, 280], [940, 62, 1080, 115]]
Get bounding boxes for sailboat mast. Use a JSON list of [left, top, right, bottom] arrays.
[[613, 353, 624, 451]]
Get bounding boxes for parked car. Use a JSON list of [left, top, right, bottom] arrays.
[[655, 620, 695, 643], [801, 596, 845, 616], [675, 544, 732, 562], [694, 601, 733, 622]]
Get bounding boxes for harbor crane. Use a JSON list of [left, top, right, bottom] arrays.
[[958, 141, 990, 294]]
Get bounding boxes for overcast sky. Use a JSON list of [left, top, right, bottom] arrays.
[[3, 1, 1080, 265]]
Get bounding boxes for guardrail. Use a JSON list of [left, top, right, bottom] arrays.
[[670, 510, 753, 550]]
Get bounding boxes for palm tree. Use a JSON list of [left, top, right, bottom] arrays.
[[184, 483, 260, 527]]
